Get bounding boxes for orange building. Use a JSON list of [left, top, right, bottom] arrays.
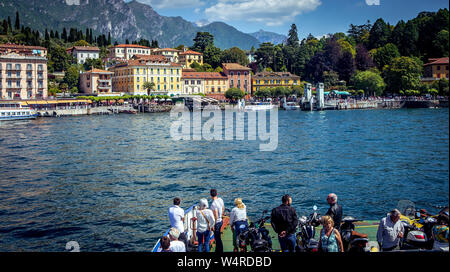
[[422, 57, 449, 84], [179, 50, 203, 68], [79, 69, 113, 95], [222, 63, 252, 96]]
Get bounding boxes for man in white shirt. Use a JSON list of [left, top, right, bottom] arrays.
[[168, 197, 187, 247], [377, 209, 404, 251], [210, 189, 225, 252], [168, 227, 186, 252]]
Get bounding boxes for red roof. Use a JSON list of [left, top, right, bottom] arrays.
[[222, 63, 251, 71], [182, 72, 227, 79], [132, 54, 167, 62], [179, 50, 202, 56], [424, 57, 449, 66], [112, 44, 151, 49], [0, 43, 47, 50], [85, 68, 112, 74], [68, 46, 100, 52]]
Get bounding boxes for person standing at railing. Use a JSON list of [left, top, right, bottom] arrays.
[[196, 199, 215, 252], [210, 189, 225, 253], [168, 197, 187, 248]]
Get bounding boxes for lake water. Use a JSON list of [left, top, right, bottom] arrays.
[[0, 108, 448, 251]]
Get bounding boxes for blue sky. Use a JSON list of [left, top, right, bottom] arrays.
[[128, 0, 449, 38]]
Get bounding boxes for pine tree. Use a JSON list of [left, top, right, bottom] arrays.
[[45, 29, 50, 41], [55, 30, 60, 39], [286, 24, 299, 47], [15, 11, 20, 30], [2, 20, 8, 35], [62, 28, 68, 42], [107, 32, 111, 45], [126, 39, 129, 44], [50, 30, 55, 39], [7, 16, 12, 32]]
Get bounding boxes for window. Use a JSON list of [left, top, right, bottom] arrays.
[[16, 80, 20, 87], [230, 72, 233, 76], [6, 64, 12, 70], [212, 87, 215, 93], [197, 80, 201, 85], [237, 72, 240, 76], [185, 80, 189, 85], [191, 80, 195, 85], [27, 64, 32, 70], [437, 66, 441, 70], [15, 64, 21, 70], [244, 72, 247, 76]]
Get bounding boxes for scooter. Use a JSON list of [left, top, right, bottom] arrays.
[[237, 210, 272, 252], [295, 205, 321, 252], [340, 216, 378, 252]]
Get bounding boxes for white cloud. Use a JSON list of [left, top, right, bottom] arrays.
[[136, 0, 205, 9], [205, 0, 321, 26]]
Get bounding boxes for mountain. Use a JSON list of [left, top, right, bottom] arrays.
[[0, 0, 260, 50], [249, 30, 287, 45]]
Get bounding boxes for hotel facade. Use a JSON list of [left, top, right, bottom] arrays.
[[110, 55, 182, 95], [0, 52, 48, 100], [252, 71, 300, 94], [79, 69, 113, 95]]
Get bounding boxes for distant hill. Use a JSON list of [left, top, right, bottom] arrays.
[[249, 30, 287, 45], [0, 0, 260, 50]]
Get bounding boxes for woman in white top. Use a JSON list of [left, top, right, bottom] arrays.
[[196, 198, 215, 252], [229, 198, 248, 252]]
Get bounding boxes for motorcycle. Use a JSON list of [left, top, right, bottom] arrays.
[[397, 200, 438, 250], [295, 205, 321, 252], [340, 216, 379, 252], [237, 210, 273, 252]]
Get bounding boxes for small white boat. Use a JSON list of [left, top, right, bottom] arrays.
[[244, 102, 277, 111], [0, 102, 38, 121], [283, 101, 300, 110]]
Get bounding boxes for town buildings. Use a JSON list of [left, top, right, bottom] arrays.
[[0, 51, 48, 100], [67, 46, 100, 64], [152, 48, 181, 63], [179, 50, 203, 68], [79, 69, 113, 95], [107, 44, 153, 61], [422, 57, 449, 84], [222, 63, 252, 95], [252, 71, 300, 94], [181, 71, 228, 98], [0, 44, 47, 58], [109, 55, 182, 95]]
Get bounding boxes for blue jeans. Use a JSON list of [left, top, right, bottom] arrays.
[[197, 230, 211, 252], [233, 220, 249, 248], [278, 233, 296, 252], [214, 221, 223, 252]]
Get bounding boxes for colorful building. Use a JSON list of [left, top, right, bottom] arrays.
[[79, 69, 113, 95], [179, 50, 203, 68], [107, 44, 153, 60], [67, 46, 100, 64], [252, 71, 300, 94], [181, 71, 228, 97], [0, 52, 48, 100], [422, 57, 449, 84], [152, 48, 182, 63], [222, 63, 251, 95], [0, 44, 47, 58], [110, 55, 182, 95]]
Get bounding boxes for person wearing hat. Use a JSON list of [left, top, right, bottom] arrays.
[[326, 193, 343, 231], [376, 209, 404, 251]]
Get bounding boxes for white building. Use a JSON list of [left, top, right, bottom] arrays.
[[67, 46, 100, 64]]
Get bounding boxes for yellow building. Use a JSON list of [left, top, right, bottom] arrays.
[[422, 57, 449, 84], [179, 50, 203, 68], [252, 71, 300, 94], [110, 55, 182, 95], [181, 71, 228, 99]]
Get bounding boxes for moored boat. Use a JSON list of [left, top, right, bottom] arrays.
[[283, 101, 300, 110], [0, 102, 38, 121], [244, 102, 277, 111]]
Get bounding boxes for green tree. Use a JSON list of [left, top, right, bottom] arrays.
[[433, 30, 449, 57], [14, 11, 20, 30], [143, 81, 156, 95], [286, 24, 300, 48], [372, 43, 400, 69], [254, 87, 272, 98], [225, 88, 245, 101], [323, 70, 340, 89], [368, 18, 392, 49], [63, 65, 80, 89], [192, 32, 215, 53], [383, 56, 423, 93], [203, 45, 222, 69], [74, 40, 90, 46], [48, 44, 70, 72], [352, 70, 386, 96], [83, 58, 104, 71], [221, 47, 249, 66]]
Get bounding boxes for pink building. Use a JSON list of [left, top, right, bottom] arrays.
[[222, 63, 252, 96]]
